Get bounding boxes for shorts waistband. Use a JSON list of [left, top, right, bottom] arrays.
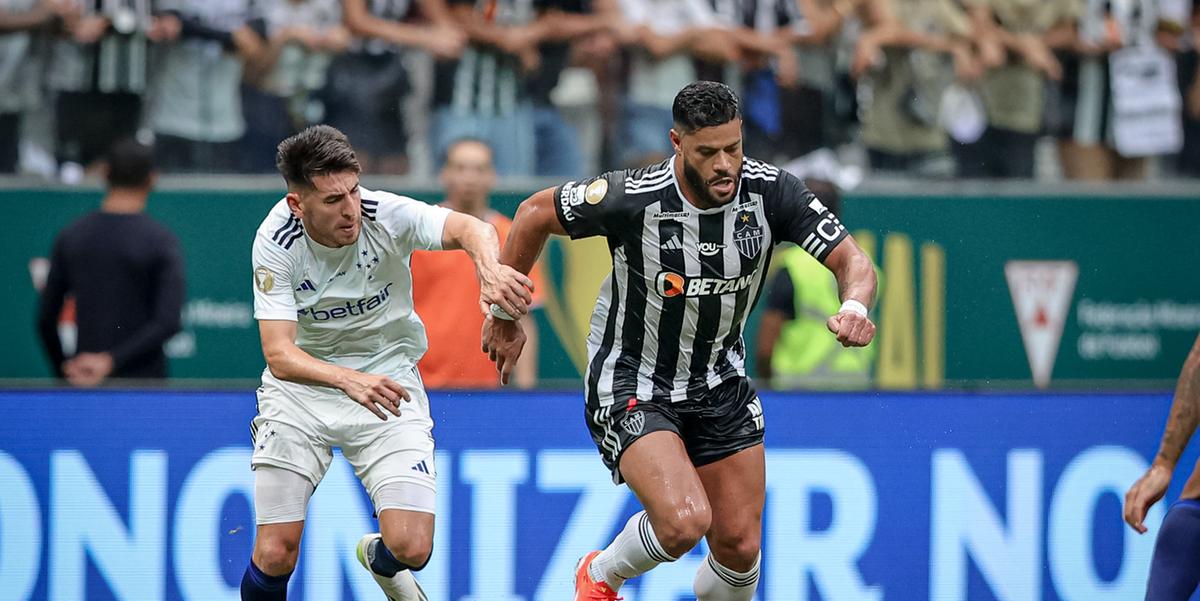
[[1171, 498, 1200, 511]]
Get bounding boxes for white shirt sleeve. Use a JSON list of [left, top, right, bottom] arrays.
[[251, 232, 299, 321], [619, 0, 649, 25], [684, 0, 719, 28], [372, 192, 453, 253]]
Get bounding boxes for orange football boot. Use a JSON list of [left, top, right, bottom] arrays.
[[574, 551, 622, 600]]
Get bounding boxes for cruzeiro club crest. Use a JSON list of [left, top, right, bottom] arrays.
[[621, 410, 645, 436], [733, 211, 763, 259]]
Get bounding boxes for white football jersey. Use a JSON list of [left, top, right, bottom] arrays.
[[251, 188, 451, 386]]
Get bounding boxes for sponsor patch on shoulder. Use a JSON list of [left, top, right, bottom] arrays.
[[254, 267, 275, 293], [585, 179, 608, 205]]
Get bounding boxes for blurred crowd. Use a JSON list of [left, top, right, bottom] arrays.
[[2, 0, 1200, 181]]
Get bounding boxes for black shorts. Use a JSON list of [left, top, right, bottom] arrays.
[[585, 377, 765, 484]]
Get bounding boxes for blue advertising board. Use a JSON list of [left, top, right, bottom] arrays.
[[1, 389, 1197, 601]]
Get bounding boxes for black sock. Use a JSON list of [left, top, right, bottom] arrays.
[[240, 560, 291, 600], [370, 538, 410, 578]]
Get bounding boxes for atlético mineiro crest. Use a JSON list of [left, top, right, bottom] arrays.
[[733, 211, 763, 259], [621, 411, 645, 436]]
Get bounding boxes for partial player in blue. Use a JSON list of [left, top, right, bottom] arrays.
[[1125, 333, 1200, 600]]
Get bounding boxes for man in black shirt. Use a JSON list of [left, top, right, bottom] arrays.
[[37, 139, 186, 386], [484, 81, 877, 600]]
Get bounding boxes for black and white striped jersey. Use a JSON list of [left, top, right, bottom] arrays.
[[553, 157, 848, 407]]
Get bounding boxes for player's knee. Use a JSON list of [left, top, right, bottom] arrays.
[[254, 535, 301, 575], [381, 531, 433, 569], [653, 505, 712, 557], [708, 531, 761, 570]]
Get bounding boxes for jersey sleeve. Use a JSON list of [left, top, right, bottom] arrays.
[[765, 170, 848, 262], [251, 233, 299, 321], [374, 193, 453, 252], [551, 171, 624, 240]]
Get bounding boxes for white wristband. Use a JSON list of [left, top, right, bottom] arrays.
[[839, 299, 868, 318], [489, 303, 517, 321]]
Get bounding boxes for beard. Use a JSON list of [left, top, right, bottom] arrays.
[[682, 157, 739, 209]]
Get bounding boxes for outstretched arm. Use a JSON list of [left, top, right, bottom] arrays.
[[500, 188, 565, 272], [821, 237, 877, 347], [0, 0, 60, 32], [441, 211, 535, 320], [483, 188, 565, 384], [1125, 335, 1200, 533], [343, 0, 464, 58]]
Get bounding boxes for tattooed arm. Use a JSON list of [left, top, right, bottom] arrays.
[[1124, 334, 1200, 533]]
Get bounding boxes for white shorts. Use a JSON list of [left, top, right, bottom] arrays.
[[250, 365, 437, 514]]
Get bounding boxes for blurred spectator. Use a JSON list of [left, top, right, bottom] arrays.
[[410, 139, 545, 388], [0, 0, 61, 173], [329, 0, 465, 175], [525, 0, 621, 177], [36, 139, 185, 386], [852, 0, 978, 177], [781, 0, 859, 156], [238, 0, 347, 173], [46, 0, 176, 176], [954, 0, 1071, 178], [147, 0, 263, 173], [615, 0, 738, 167], [563, 7, 624, 173], [1054, 0, 1182, 180], [430, 0, 559, 176], [710, 0, 803, 163], [1175, 0, 1200, 176], [755, 179, 879, 389]]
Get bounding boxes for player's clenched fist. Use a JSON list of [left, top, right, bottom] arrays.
[[339, 371, 411, 421], [827, 311, 876, 348]]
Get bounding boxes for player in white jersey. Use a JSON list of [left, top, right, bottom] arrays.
[[240, 125, 533, 601]]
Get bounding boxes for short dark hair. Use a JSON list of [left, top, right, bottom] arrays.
[[276, 125, 361, 188], [672, 81, 741, 134], [105, 138, 155, 189]]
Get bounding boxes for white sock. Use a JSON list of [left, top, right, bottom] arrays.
[[588, 511, 677, 590], [694, 552, 760, 601]]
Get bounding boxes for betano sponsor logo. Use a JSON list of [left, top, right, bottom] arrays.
[[655, 271, 757, 298], [298, 283, 394, 321]]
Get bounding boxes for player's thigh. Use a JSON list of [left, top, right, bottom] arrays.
[[686, 378, 766, 567], [342, 371, 438, 515], [251, 388, 336, 490], [587, 395, 710, 547], [696, 444, 766, 570], [620, 431, 711, 542]]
